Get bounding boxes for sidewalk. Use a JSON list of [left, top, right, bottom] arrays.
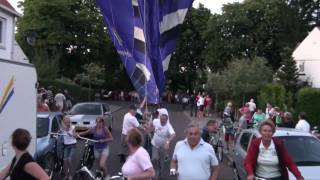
[[183, 110, 233, 165]]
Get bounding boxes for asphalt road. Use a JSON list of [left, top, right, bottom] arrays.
[[54, 101, 234, 179]]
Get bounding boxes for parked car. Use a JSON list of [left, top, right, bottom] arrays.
[[233, 128, 320, 180], [34, 112, 63, 176], [67, 102, 113, 131]]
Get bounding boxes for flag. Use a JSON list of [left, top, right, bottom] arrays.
[[96, 0, 194, 104]]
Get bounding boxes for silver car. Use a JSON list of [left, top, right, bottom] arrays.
[[68, 102, 113, 132], [233, 128, 320, 180]]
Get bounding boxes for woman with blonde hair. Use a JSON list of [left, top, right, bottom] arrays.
[[78, 117, 113, 177]]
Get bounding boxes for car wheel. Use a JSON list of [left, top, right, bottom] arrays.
[[41, 153, 55, 178], [233, 164, 241, 180]]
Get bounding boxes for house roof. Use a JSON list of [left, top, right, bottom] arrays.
[[0, 0, 20, 16], [293, 27, 320, 61]]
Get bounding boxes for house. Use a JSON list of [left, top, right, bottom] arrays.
[[0, 0, 28, 62], [292, 27, 320, 88]]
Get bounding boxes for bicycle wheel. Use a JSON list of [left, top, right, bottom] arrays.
[[41, 153, 55, 178], [83, 145, 95, 169], [216, 142, 223, 162], [73, 170, 94, 180]]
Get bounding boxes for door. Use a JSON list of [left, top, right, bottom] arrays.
[[234, 132, 253, 179]]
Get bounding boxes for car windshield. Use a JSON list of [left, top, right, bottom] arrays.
[[37, 117, 49, 138], [70, 104, 101, 115], [279, 136, 320, 166]]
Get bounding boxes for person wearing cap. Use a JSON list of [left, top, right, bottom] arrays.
[[151, 113, 176, 179], [119, 105, 141, 163]]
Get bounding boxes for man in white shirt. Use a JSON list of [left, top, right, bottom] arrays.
[[151, 113, 175, 179], [197, 95, 205, 118], [295, 112, 310, 133], [248, 98, 256, 115], [119, 105, 140, 162], [170, 122, 219, 180]]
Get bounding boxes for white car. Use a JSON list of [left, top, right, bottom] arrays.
[[233, 128, 320, 180], [67, 102, 113, 132]]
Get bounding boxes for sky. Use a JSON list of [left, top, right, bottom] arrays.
[[8, 0, 243, 15]]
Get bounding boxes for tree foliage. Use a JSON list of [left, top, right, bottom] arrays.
[[74, 62, 105, 88], [207, 57, 273, 100], [274, 47, 299, 93], [203, 0, 308, 71], [167, 4, 211, 91], [257, 83, 287, 110], [296, 88, 320, 127], [16, 0, 125, 86], [287, 0, 320, 28]]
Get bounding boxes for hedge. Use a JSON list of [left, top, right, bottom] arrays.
[[257, 83, 286, 110], [296, 88, 320, 127], [39, 79, 94, 103]]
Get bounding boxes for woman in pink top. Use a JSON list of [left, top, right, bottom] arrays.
[[122, 128, 155, 180]]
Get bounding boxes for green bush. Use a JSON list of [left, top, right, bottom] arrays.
[[296, 88, 320, 127], [39, 79, 94, 103], [257, 83, 286, 110]]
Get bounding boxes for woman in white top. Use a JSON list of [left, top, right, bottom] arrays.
[[60, 117, 77, 180], [244, 120, 303, 180]]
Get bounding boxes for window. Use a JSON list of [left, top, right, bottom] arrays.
[[36, 117, 49, 138], [279, 136, 320, 165], [240, 133, 252, 151], [299, 61, 305, 73], [0, 17, 5, 48]]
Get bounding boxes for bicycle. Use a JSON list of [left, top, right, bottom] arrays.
[[73, 135, 102, 180], [40, 132, 66, 179], [208, 127, 224, 162], [108, 172, 126, 180]]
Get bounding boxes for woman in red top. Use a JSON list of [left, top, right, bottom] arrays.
[[244, 120, 304, 180]]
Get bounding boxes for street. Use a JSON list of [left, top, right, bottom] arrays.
[[66, 101, 233, 180]]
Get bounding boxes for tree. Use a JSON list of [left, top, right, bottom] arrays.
[[207, 57, 273, 105], [203, 0, 308, 71], [16, 0, 123, 86], [74, 63, 105, 100], [167, 4, 212, 91], [287, 0, 320, 28], [274, 48, 299, 93], [257, 83, 287, 110]]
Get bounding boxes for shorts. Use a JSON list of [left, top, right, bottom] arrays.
[[199, 105, 204, 111], [63, 144, 76, 160], [94, 147, 110, 159], [224, 133, 235, 142]]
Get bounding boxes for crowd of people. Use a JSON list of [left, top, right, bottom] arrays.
[[220, 98, 312, 149], [37, 87, 73, 113], [2, 86, 315, 180]]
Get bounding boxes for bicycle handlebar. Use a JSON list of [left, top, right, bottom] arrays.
[[77, 135, 99, 143], [48, 132, 67, 136]]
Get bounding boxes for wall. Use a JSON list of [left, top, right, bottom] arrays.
[[0, 9, 14, 60], [296, 60, 320, 88]]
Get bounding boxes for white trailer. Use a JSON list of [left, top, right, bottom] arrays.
[[0, 58, 37, 169]]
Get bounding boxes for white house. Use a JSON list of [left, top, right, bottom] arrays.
[[292, 27, 320, 88], [0, 0, 28, 62]]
